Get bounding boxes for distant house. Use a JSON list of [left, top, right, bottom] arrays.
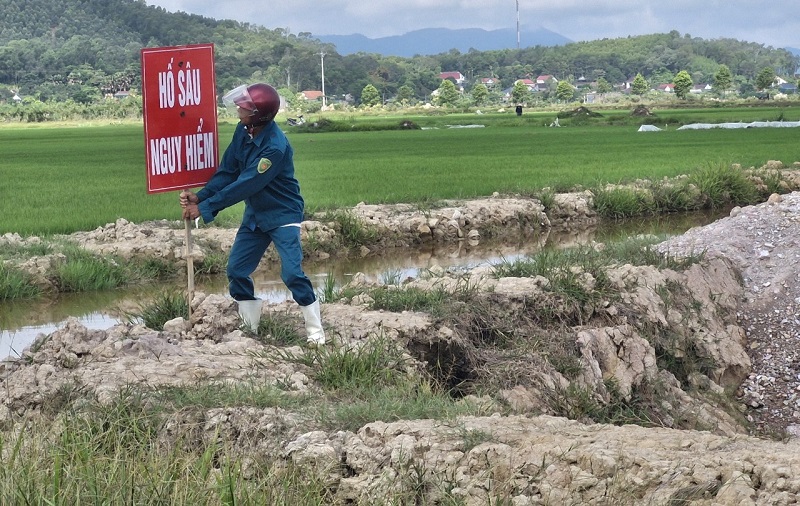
[[535, 75, 558, 91], [575, 76, 592, 89], [479, 77, 500, 87], [657, 84, 674, 93], [619, 76, 641, 91], [514, 78, 536, 91], [439, 71, 466, 85], [778, 83, 798, 94], [300, 90, 324, 101], [690, 83, 713, 94], [114, 90, 132, 100]]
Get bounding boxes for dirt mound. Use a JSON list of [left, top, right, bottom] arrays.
[[558, 106, 603, 118], [631, 105, 653, 116]]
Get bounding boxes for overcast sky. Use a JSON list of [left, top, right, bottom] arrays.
[[145, 0, 799, 50]]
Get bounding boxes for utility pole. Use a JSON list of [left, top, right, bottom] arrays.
[[318, 52, 327, 108], [516, 0, 520, 50]]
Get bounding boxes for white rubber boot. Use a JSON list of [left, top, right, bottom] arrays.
[[237, 299, 262, 332], [300, 300, 326, 345]]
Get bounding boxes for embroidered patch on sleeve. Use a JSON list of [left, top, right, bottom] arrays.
[[257, 158, 272, 174]]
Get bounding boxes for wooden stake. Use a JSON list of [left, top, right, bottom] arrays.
[[184, 218, 195, 328]]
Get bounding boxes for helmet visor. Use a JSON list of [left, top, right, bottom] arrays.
[[222, 84, 256, 116]]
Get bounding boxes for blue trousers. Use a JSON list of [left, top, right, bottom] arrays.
[[227, 224, 316, 306]]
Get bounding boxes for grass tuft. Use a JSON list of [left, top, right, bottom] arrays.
[[255, 311, 303, 346], [321, 209, 380, 249], [689, 162, 760, 208], [51, 244, 130, 292], [592, 186, 655, 218], [124, 290, 188, 330], [311, 337, 408, 394], [0, 263, 42, 300]]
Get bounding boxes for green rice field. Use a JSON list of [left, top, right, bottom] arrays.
[[1, 107, 798, 235]]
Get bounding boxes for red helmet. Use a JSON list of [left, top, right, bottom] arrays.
[[222, 83, 280, 125]]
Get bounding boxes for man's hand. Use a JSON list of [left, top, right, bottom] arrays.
[[180, 190, 199, 209], [182, 203, 200, 221]]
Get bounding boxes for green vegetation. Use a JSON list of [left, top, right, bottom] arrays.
[[52, 243, 132, 292], [309, 337, 405, 393], [318, 209, 381, 249], [360, 84, 381, 107], [124, 290, 188, 330], [255, 311, 304, 346], [673, 70, 694, 99], [3, 107, 799, 236], [591, 161, 783, 218], [1, 105, 797, 306], [0, 263, 42, 300], [0, 239, 188, 301]]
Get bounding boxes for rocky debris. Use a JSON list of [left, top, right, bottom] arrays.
[[350, 195, 550, 244], [658, 192, 800, 437], [548, 190, 598, 226], [153, 411, 800, 505], [48, 196, 554, 267], [0, 298, 310, 415], [64, 218, 235, 265], [315, 415, 800, 505]]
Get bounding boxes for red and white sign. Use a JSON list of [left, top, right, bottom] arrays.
[[141, 44, 218, 194]]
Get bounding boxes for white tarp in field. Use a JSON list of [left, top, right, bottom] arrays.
[[676, 121, 800, 130], [637, 124, 662, 132]]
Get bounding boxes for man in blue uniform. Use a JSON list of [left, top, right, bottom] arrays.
[[180, 83, 325, 345]]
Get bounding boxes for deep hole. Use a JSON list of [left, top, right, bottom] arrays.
[[408, 339, 476, 398]]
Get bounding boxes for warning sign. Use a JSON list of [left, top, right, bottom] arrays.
[[141, 44, 218, 194]]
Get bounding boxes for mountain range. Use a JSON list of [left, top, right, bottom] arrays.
[[317, 26, 572, 57]]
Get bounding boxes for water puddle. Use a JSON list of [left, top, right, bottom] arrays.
[[1, 210, 726, 359]]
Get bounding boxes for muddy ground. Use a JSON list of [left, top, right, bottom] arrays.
[[3, 166, 800, 504]]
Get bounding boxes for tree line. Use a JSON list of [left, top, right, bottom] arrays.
[[0, 0, 797, 115]]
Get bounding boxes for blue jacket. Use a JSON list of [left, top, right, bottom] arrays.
[[196, 121, 304, 231]]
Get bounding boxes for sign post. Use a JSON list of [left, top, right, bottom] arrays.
[[141, 43, 218, 325]]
